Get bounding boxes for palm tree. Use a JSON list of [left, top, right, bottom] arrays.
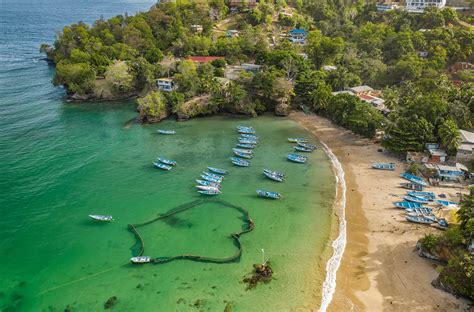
[[438, 118, 461, 155]]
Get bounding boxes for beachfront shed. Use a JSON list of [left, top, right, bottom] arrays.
[[156, 78, 176, 92], [456, 129, 474, 162], [424, 163, 464, 182]]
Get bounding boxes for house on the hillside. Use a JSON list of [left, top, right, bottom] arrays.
[[191, 24, 203, 33], [187, 56, 224, 63], [323, 65, 337, 71], [376, 3, 399, 11], [156, 78, 177, 92], [425, 143, 447, 163], [227, 0, 258, 10], [335, 85, 390, 115], [457, 129, 474, 162], [452, 62, 474, 72], [226, 29, 240, 38], [406, 0, 446, 12], [288, 29, 307, 45], [424, 163, 465, 182], [224, 63, 261, 80]]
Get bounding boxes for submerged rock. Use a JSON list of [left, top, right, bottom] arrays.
[[274, 102, 290, 116], [242, 262, 273, 290], [104, 296, 117, 309]]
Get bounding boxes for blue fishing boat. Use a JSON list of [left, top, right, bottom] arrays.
[[263, 171, 284, 182], [233, 150, 253, 159], [288, 138, 307, 143], [405, 207, 434, 216], [287, 153, 307, 163], [437, 218, 449, 228], [239, 139, 258, 145], [231, 157, 250, 167], [404, 195, 429, 204], [157, 129, 176, 135], [297, 142, 317, 150], [200, 174, 221, 183], [157, 157, 177, 166], [400, 173, 427, 186], [400, 182, 425, 191], [153, 162, 173, 170], [237, 126, 255, 134], [207, 167, 228, 175], [371, 162, 395, 170], [393, 201, 424, 209], [407, 191, 436, 200], [405, 215, 433, 224], [202, 171, 224, 181], [256, 189, 281, 199], [233, 148, 253, 155], [435, 199, 458, 206], [198, 190, 221, 196], [240, 134, 258, 139], [263, 169, 285, 178], [294, 145, 313, 152], [195, 179, 221, 188], [236, 143, 256, 149]]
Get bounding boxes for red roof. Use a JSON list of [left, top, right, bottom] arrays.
[[187, 56, 223, 63]]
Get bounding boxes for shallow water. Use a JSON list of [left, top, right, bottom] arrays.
[[0, 1, 336, 311]]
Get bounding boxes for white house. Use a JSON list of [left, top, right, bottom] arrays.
[[156, 78, 176, 92], [457, 129, 474, 162], [406, 0, 446, 12]]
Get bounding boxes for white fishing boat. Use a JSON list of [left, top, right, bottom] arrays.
[[89, 214, 113, 222], [130, 256, 151, 264], [195, 185, 221, 192]]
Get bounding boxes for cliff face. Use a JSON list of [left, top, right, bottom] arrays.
[[175, 95, 217, 121]]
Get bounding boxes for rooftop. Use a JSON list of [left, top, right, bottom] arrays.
[[187, 56, 223, 63], [289, 29, 307, 35], [460, 129, 474, 143], [349, 85, 374, 93]]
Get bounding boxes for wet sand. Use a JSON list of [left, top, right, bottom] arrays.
[[290, 112, 470, 311]]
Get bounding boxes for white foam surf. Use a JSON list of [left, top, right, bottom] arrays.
[[318, 141, 347, 312]]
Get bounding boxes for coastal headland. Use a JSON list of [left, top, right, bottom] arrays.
[[291, 112, 471, 311]]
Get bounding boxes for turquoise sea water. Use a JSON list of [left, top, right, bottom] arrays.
[[0, 1, 336, 311]]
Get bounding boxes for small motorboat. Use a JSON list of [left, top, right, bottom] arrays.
[[393, 201, 424, 209], [196, 185, 221, 192], [263, 171, 284, 182], [236, 143, 256, 149], [287, 153, 307, 163], [404, 195, 429, 204], [240, 134, 258, 140], [405, 207, 433, 216], [202, 171, 224, 181], [200, 174, 222, 183], [130, 256, 151, 264], [437, 218, 449, 228], [237, 126, 255, 134], [233, 148, 253, 155], [195, 179, 221, 188], [297, 142, 316, 150], [371, 162, 395, 170], [198, 190, 221, 196], [288, 138, 307, 143], [407, 191, 436, 200], [231, 157, 250, 167], [263, 169, 285, 178], [238, 139, 258, 145], [256, 189, 281, 199], [400, 182, 425, 191], [294, 145, 313, 152], [157, 130, 175, 135], [405, 215, 433, 224], [153, 162, 173, 170], [233, 150, 253, 159], [435, 199, 458, 206], [400, 173, 427, 186], [207, 167, 228, 175], [89, 215, 113, 222], [157, 157, 177, 166]]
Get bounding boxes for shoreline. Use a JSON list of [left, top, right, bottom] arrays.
[[290, 112, 471, 311]]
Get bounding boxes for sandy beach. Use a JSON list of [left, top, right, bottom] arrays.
[[290, 112, 471, 311]]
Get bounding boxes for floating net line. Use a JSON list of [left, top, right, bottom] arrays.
[[128, 199, 254, 264]]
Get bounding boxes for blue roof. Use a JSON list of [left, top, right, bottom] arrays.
[[289, 29, 307, 35]]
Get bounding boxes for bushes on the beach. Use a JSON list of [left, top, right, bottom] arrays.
[[438, 253, 474, 300], [420, 234, 438, 252]]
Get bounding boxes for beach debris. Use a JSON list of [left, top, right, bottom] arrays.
[[242, 262, 273, 290], [104, 296, 118, 309]]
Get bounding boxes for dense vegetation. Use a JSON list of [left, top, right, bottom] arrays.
[[419, 187, 474, 300], [43, 0, 474, 149]]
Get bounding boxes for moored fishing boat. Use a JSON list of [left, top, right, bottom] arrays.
[[404, 195, 429, 204], [238, 139, 258, 145], [263, 171, 284, 182], [196, 185, 221, 192], [236, 143, 256, 149], [288, 138, 307, 143], [371, 162, 395, 170], [405, 215, 434, 224], [237, 126, 255, 134], [240, 134, 258, 139], [400, 173, 427, 186], [153, 161, 173, 170], [233, 150, 253, 159], [393, 201, 424, 209], [195, 179, 221, 188], [231, 157, 250, 167], [287, 153, 307, 163], [263, 169, 285, 178], [130, 256, 151, 264], [89, 214, 113, 222], [294, 145, 313, 152], [435, 199, 459, 206], [157, 129, 176, 135], [233, 148, 253, 155], [407, 191, 436, 200], [207, 167, 228, 175], [203, 171, 224, 180], [157, 157, 177, 166], [297, 142, 317, 150], [198, 190, 221, 196], [200, 174, 221, 183], [256, 189, 281, 199], [400, 182, 425, 191]]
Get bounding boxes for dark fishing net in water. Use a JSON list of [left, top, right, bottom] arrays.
[[128, 199, 254, 264]]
